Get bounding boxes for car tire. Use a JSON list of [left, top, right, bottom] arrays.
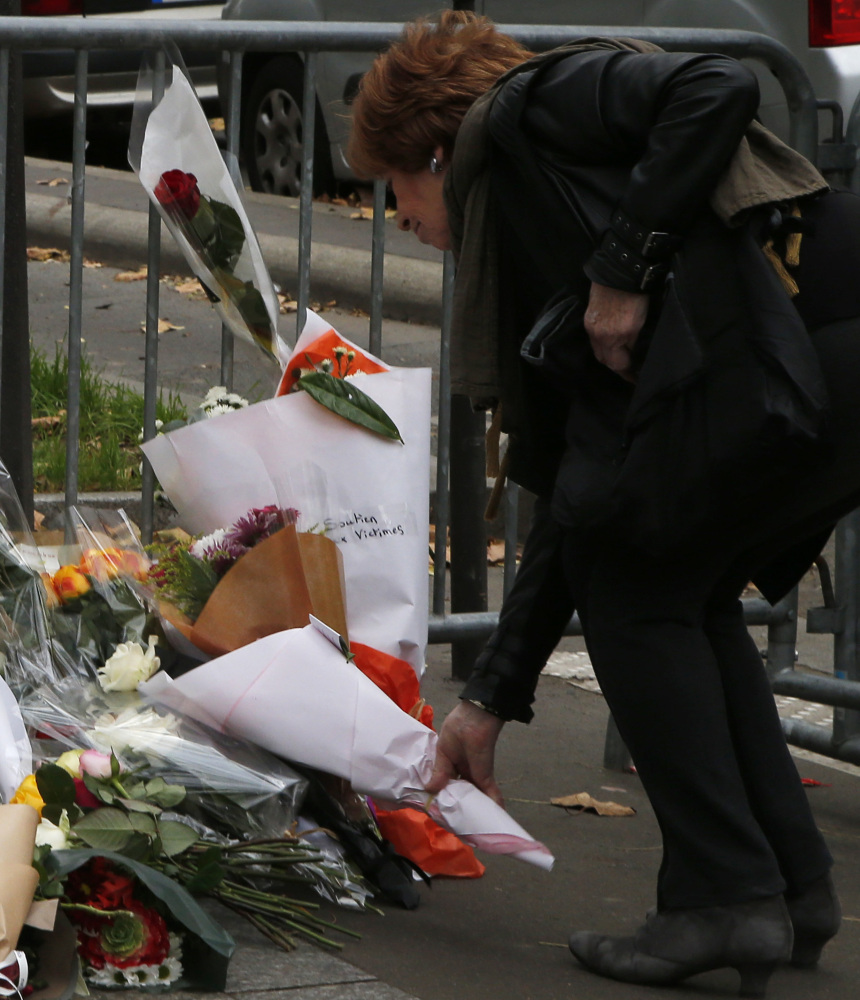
[[241, 55, 334, 197]]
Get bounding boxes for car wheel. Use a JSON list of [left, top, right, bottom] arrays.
[[242, 55, 334, 197]]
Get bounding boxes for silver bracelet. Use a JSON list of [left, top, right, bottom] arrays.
[[464, 698, 503, 718]]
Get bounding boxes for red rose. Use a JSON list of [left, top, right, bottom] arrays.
[[73, 777, 101, 810], [154, 169, 200, 219]]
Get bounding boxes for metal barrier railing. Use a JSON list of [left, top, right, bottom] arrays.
[[1, 17, 859, 765]]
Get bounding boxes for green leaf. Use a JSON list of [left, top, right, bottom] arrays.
[[40, 803, 68, 827], [146, 783, 187, 809], [183, 847, 226, 894], [35, 764, 77, 808], [46, 848, 235, 962], [110, 752, 121, 779], [157, 819, 200, 858], [128, 813, 158, 836], [83, 771, 115, 805], [295, 372, 403, 442], [72, 808, 134, 852], [119, 798, 162, 815]]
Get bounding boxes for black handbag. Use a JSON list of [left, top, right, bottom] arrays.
[[543, 226, 831, 557]]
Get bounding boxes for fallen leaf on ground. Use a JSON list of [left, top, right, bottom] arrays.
[[116, 267, 148, 282], [153, 527, 193, 544], [208, 117, 225, 132], [32, 413, 65, 429], [551, 792, 636, 817], [140, 318, 185, 333], [349, 206, 398, 220], [36, 177, 69, 187], [33, 510, 45, 530], [83, 259, 103, 269], [27, 246, 69, 263]]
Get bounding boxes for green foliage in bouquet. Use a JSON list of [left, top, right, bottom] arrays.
[[146, 540, 218, 620], [295, 371, 403, 442]]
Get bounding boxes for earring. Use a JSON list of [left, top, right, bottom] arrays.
[[430, 155, 443, 174]]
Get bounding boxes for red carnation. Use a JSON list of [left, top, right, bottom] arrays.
[[154, 169, 200, 219], [66, 858, 135, 912]]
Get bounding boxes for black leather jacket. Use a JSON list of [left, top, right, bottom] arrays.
[[462, 48, 816, 722]]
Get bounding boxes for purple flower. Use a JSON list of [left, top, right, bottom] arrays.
[[224, 506, 299, 549]]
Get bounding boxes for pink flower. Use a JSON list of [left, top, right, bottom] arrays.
[[79, 750, 113, 779]]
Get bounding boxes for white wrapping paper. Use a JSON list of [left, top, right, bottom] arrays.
[[142, 337, 431, 674], [0, 677, 31, 804], [142, 625, 553, 870]]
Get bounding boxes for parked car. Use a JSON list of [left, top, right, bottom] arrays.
[[22, 0, 225, 120], [220, 0, 860, 196]]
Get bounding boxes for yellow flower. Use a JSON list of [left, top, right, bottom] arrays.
[[11, 773, 44, 816], [53, 564, 92, 602], [55, 749, 85, 777]]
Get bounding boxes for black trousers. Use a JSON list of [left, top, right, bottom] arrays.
[[467, 190, 860, 909], [559, 200, 860, 908]]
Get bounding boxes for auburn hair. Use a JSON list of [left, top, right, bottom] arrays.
[[348, 11, 532, 178]]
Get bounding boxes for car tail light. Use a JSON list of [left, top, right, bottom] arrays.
[[810, 0, 860, 46], [21, 0, 84, 14]]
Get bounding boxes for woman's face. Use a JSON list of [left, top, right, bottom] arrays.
[[387, 150, 451, 251]]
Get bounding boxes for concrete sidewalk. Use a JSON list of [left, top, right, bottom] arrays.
[[24, 156, 445, 327], [27, 156, 860, 1000]]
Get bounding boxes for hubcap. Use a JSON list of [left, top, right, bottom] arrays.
[[253, 87, 303, 197]]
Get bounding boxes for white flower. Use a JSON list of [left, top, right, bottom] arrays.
[[85, 933, 183, 988], [199, 385, 248, 417], [136, 418, 164, 443], [189, 527, 227, 559], [35, 810, 71, 850], [91, 706, 179, 756], [97, 635, 161, 692]]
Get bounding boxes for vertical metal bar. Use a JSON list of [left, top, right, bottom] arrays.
[[369, 178, 386, 358], [833, 512, 860, 743], [764, 587, 799, 681], [0, 47, 9, 380], [140, 51, 167, 545], [220, 49, 244, 389], [449, 397, 489, 680], [432, 254, 455, 616], [603, 715, 632, 771], [502, 480, 519, 599], [296, 50, 317, 339], [63, 49, 89, 541]]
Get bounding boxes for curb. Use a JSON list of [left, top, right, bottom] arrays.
[[25, 190, 445, 328]]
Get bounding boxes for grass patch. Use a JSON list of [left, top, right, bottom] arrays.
[[31, 345, 187, 493]]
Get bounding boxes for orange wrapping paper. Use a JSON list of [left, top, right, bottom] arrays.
[[351, 644, 484, 879], [167, 525, 348, 657]]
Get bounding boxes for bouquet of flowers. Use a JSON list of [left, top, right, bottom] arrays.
[[129, 56, 286, 366], [146, 504, 348, 659], [145, 623, 554, 871], [143, 311, 432, 675]]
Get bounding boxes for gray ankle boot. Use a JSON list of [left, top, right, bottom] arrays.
[[568, 895, 793, 997], [785, 873, 841, 967]]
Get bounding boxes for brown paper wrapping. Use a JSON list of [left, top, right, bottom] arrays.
[[0, 804, 39, 959], [186, 525, 348, 657]]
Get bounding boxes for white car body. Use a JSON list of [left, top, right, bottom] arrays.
[[220, 0, 860, 191]]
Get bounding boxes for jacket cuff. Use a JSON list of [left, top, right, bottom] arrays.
[[460, 643, 543, 724], [585, 208, 682, 292]]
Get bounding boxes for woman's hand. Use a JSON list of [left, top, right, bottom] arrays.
[[425, 700, 506, 808], [584, 282, 650, 381]]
